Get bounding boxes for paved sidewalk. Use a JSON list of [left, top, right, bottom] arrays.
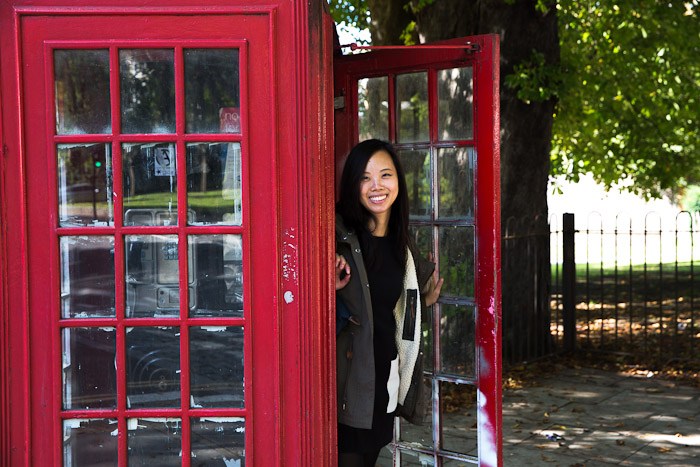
[[503, 367, 700, 466]]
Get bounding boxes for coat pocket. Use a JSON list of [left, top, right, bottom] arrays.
[[402, 289, 418, 341]]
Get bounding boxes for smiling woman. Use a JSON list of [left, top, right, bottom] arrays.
[[334, 139, 443, 467]]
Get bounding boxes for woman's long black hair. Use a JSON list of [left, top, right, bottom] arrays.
[[336, 139, 413, 268]]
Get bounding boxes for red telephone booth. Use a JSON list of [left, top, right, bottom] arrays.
[[0, 1, 500, 465]]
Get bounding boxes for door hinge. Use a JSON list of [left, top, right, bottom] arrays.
[[334, 96, 345, 110]]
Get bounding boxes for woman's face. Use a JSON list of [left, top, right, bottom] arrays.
[[359, 149, 399, 224]]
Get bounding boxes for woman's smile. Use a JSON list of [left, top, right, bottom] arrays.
[[369, 194, 388, 203]]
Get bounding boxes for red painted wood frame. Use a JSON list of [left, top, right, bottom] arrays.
[[0, 1, 336, 466], [334, 34, 502, 466]]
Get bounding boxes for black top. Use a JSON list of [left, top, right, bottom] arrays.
[[338, 235, 404, 453]]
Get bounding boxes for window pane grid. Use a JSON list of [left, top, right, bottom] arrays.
[[54, 44, 247, 465]]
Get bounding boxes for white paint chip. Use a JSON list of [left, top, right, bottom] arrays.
[[284, 291, 294, 304]]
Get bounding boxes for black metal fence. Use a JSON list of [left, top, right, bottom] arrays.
[[549, 212, 699, 364]]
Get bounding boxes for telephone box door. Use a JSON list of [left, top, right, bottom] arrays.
[[8, 11, 281, 466], [334, 35, 502, 466]]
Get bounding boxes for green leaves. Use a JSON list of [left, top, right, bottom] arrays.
[[326, 0, 371, 30], [504, 50, 562, 104], [553, 0, 699, 197]]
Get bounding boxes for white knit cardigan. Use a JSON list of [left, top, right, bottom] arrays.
[[392, 248, 422, 405]]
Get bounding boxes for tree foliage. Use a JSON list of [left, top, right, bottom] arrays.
[[328, 0, 700, 199], [553, 1, 699, 198]]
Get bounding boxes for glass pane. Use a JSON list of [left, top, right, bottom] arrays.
[[422, 302, 434, 374], [358, 76, 388, 141], [127, 418, 181, 465], [440, 305, 475, 377], [186, 143, 242, 225], [126, 327, 180, 408], [440, 381, 477, 455], [54, 50, 111, 135], [120, 49, 175, 134], [62, 327, 116, 410], [399, 149, 431, 219], [185, 49, 241, 134], [438, 226, 475, 297], [189, 235, 243, 317], [438, 147, 474, 219], [438, 67, 474, 141], [125, 235, 191, 318], [443, 457, 478, 466], [63, 419, 118, 466], [191, 418, 245, 464], [410, 225, 433, 257], [438, 67, 473, 141], [58, 144, 114, 227], [190, 327, 244, 408], [398, 376, 434, 449], [122, 143, 177, 226], [60, 236, 115, 318], [397, 72, 429, 143], [376, 445, 393, 466], [399, 449, 435, 466]]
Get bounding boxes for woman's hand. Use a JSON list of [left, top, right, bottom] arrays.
[[335, 254, 351, 290]]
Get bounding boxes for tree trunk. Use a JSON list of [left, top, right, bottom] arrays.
[[368, 0, 559, 362]]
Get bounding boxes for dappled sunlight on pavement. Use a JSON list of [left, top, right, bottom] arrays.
[[503, 367, 700, 466]]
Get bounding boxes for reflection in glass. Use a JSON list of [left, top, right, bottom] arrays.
[[185, 49, 240, 133], [60, 236, 115, 318], [438, 226, 475, 297], [358, 76, 388, 141], [438, 147, 474, 219], [126, 327, 180, 408], [397, 72, 429, 143], [400, 149, 431, 218], [398, 376, 434, 449], [190, 327, 244, 408], [191, 418, 245, 464], [422, 300, 434, 374], [122, 143, 177, 226], [54, 50, 111, 135], [186, 143, 242, 225], [438, 67, 473, 141], [120, 49, 175, 134], [443, 456, 478, 466], [58, 144, 113, 227], [63, 419, 118, 466], [440, 305, 475, 377], [440, 381, 477, 454], [127, 418, 181, 465], [62, 327, 116, 410], [377, 445, 393, 466], [410, 225, 433, 258], [189, 235, 243, 317], [125, 235, 192, 318], [399, 449, 435, 466]]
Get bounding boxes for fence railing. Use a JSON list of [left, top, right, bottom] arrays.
[[550, 212, 699, 364]]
